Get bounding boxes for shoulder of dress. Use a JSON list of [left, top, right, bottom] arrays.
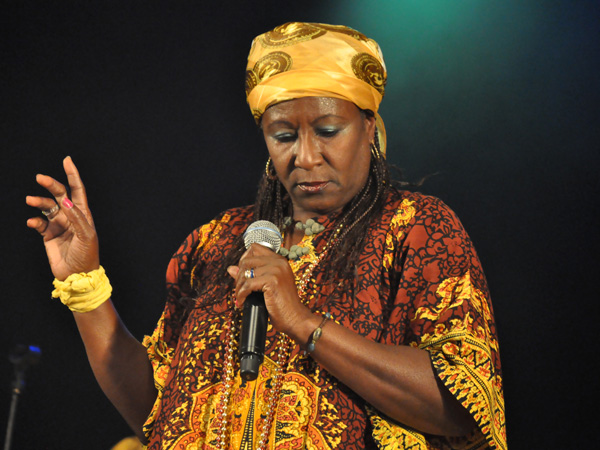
[[190, 205, 254, 235], [386, 189, 458, 221], [378, 189, 466, 243], [210, 204, 255, 226], [177, 205, 255, 254]]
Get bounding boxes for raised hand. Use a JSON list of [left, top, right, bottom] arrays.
[[26, 156, 100, 281]]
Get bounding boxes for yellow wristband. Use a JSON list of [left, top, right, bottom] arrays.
[[51, 266, 112, 313]]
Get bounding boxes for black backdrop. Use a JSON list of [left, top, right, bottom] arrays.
[[2, 1, 598, 449]]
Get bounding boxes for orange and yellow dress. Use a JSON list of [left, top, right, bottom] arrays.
[[142, 189, 506, 450]]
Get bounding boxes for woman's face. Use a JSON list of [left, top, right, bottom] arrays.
[[261, 97, 376, 222]]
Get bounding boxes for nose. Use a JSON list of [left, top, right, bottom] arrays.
[[294, 135, 322, 170]]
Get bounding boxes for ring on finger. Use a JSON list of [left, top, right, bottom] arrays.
[[244, 268, 255, 279], [42, 204, 60, 217]]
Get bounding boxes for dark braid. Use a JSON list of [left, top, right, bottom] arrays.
[[255, 158, 287, 230], [318, 130, 389, 309], [211, 160, 286, 295]]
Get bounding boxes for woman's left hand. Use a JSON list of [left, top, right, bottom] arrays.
[[227, 243, 311, 335]]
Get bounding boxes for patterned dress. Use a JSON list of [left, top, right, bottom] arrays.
[[142, 189, 506, 450]]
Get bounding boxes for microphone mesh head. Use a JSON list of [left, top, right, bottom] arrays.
[[243, 220, 282, 252]]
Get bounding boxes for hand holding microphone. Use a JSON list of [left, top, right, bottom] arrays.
[[238, 220, 282, 381]]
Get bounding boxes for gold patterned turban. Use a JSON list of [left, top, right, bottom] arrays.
[[245, 22, 388, 154]]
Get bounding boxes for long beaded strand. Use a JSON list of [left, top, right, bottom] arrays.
[[214, 308, 238, 449], [256, 334, 292, 450]]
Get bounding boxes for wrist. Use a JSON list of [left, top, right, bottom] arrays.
[[286, 308, 331, 353], [51, 266, 112, 313], [282, 303, 318, 344], [304, 312, 332, 354]]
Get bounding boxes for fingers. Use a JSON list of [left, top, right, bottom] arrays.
[[26, 216, 49, 234], [26, 158, 101, 279], [25, 195, 59, 213], [27, 157, 96, 241], [232, 266, 269, 308], [58, 196, 97, 241], [227, 266, 240, 279], [34, 157, 89, 209], [29, 156, 94, 228], [25, 197, 79, 239], [231, 244, 309, 336], [230, 244, 288, 307], [25, 195, 64, 236], [63, 156, 90, 212], [35, 172, 70, 206]]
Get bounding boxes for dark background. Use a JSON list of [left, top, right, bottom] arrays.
[[2, 1, 598, 448]]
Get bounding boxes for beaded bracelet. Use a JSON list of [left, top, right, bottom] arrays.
[[305, 312, 332, 354], [51, 266, 112, 313]]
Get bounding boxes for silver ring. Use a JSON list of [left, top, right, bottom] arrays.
[[244, 268, 255, 279], [42, 204, 60, 217]]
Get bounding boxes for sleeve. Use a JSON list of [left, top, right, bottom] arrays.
[[371, 197, 506, 450], [140, 217, 224, 439]]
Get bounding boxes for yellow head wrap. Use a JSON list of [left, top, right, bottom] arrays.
[[245, 22, 388, 154]]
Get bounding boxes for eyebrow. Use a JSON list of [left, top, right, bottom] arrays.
[[265, 120, 294, 131], [310, 114, 344, 126], [265, 114, 345, 131]]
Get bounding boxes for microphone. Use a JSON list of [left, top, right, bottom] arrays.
[[9, 344, 41, 372], [239, 220, 282, 381], [9, 344, 41, 393]]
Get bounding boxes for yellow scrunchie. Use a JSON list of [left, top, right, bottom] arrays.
[[51, 266, 112, 313]]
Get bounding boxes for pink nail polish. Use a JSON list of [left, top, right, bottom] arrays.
[[62, 198, 73, 209]]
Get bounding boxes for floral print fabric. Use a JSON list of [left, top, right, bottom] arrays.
[[142, 189, 505, 449]]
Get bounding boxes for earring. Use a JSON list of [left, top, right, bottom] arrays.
[[370, 141, 380, 159], [265, 157, 278, 180]]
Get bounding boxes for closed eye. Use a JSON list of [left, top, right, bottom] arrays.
[[316, 128, 340, 138], [272, 132, 297, 143]]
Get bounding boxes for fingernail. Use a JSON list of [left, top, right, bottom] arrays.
[[62, 198, 73, 209]]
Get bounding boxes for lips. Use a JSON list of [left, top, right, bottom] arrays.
[[297, 181, 330, 193]]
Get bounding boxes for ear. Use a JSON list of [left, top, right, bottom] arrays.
[[364, 113, 377, 142]]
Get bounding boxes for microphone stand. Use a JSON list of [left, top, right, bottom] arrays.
[[4, 345, 41, 450]]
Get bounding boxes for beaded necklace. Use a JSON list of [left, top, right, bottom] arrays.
[[278, 217, 326, 260], [214, 219, 344, 449]]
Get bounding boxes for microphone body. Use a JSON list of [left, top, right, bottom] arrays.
[[239, 292, 268, 380], [239, 220, 282, 381]]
